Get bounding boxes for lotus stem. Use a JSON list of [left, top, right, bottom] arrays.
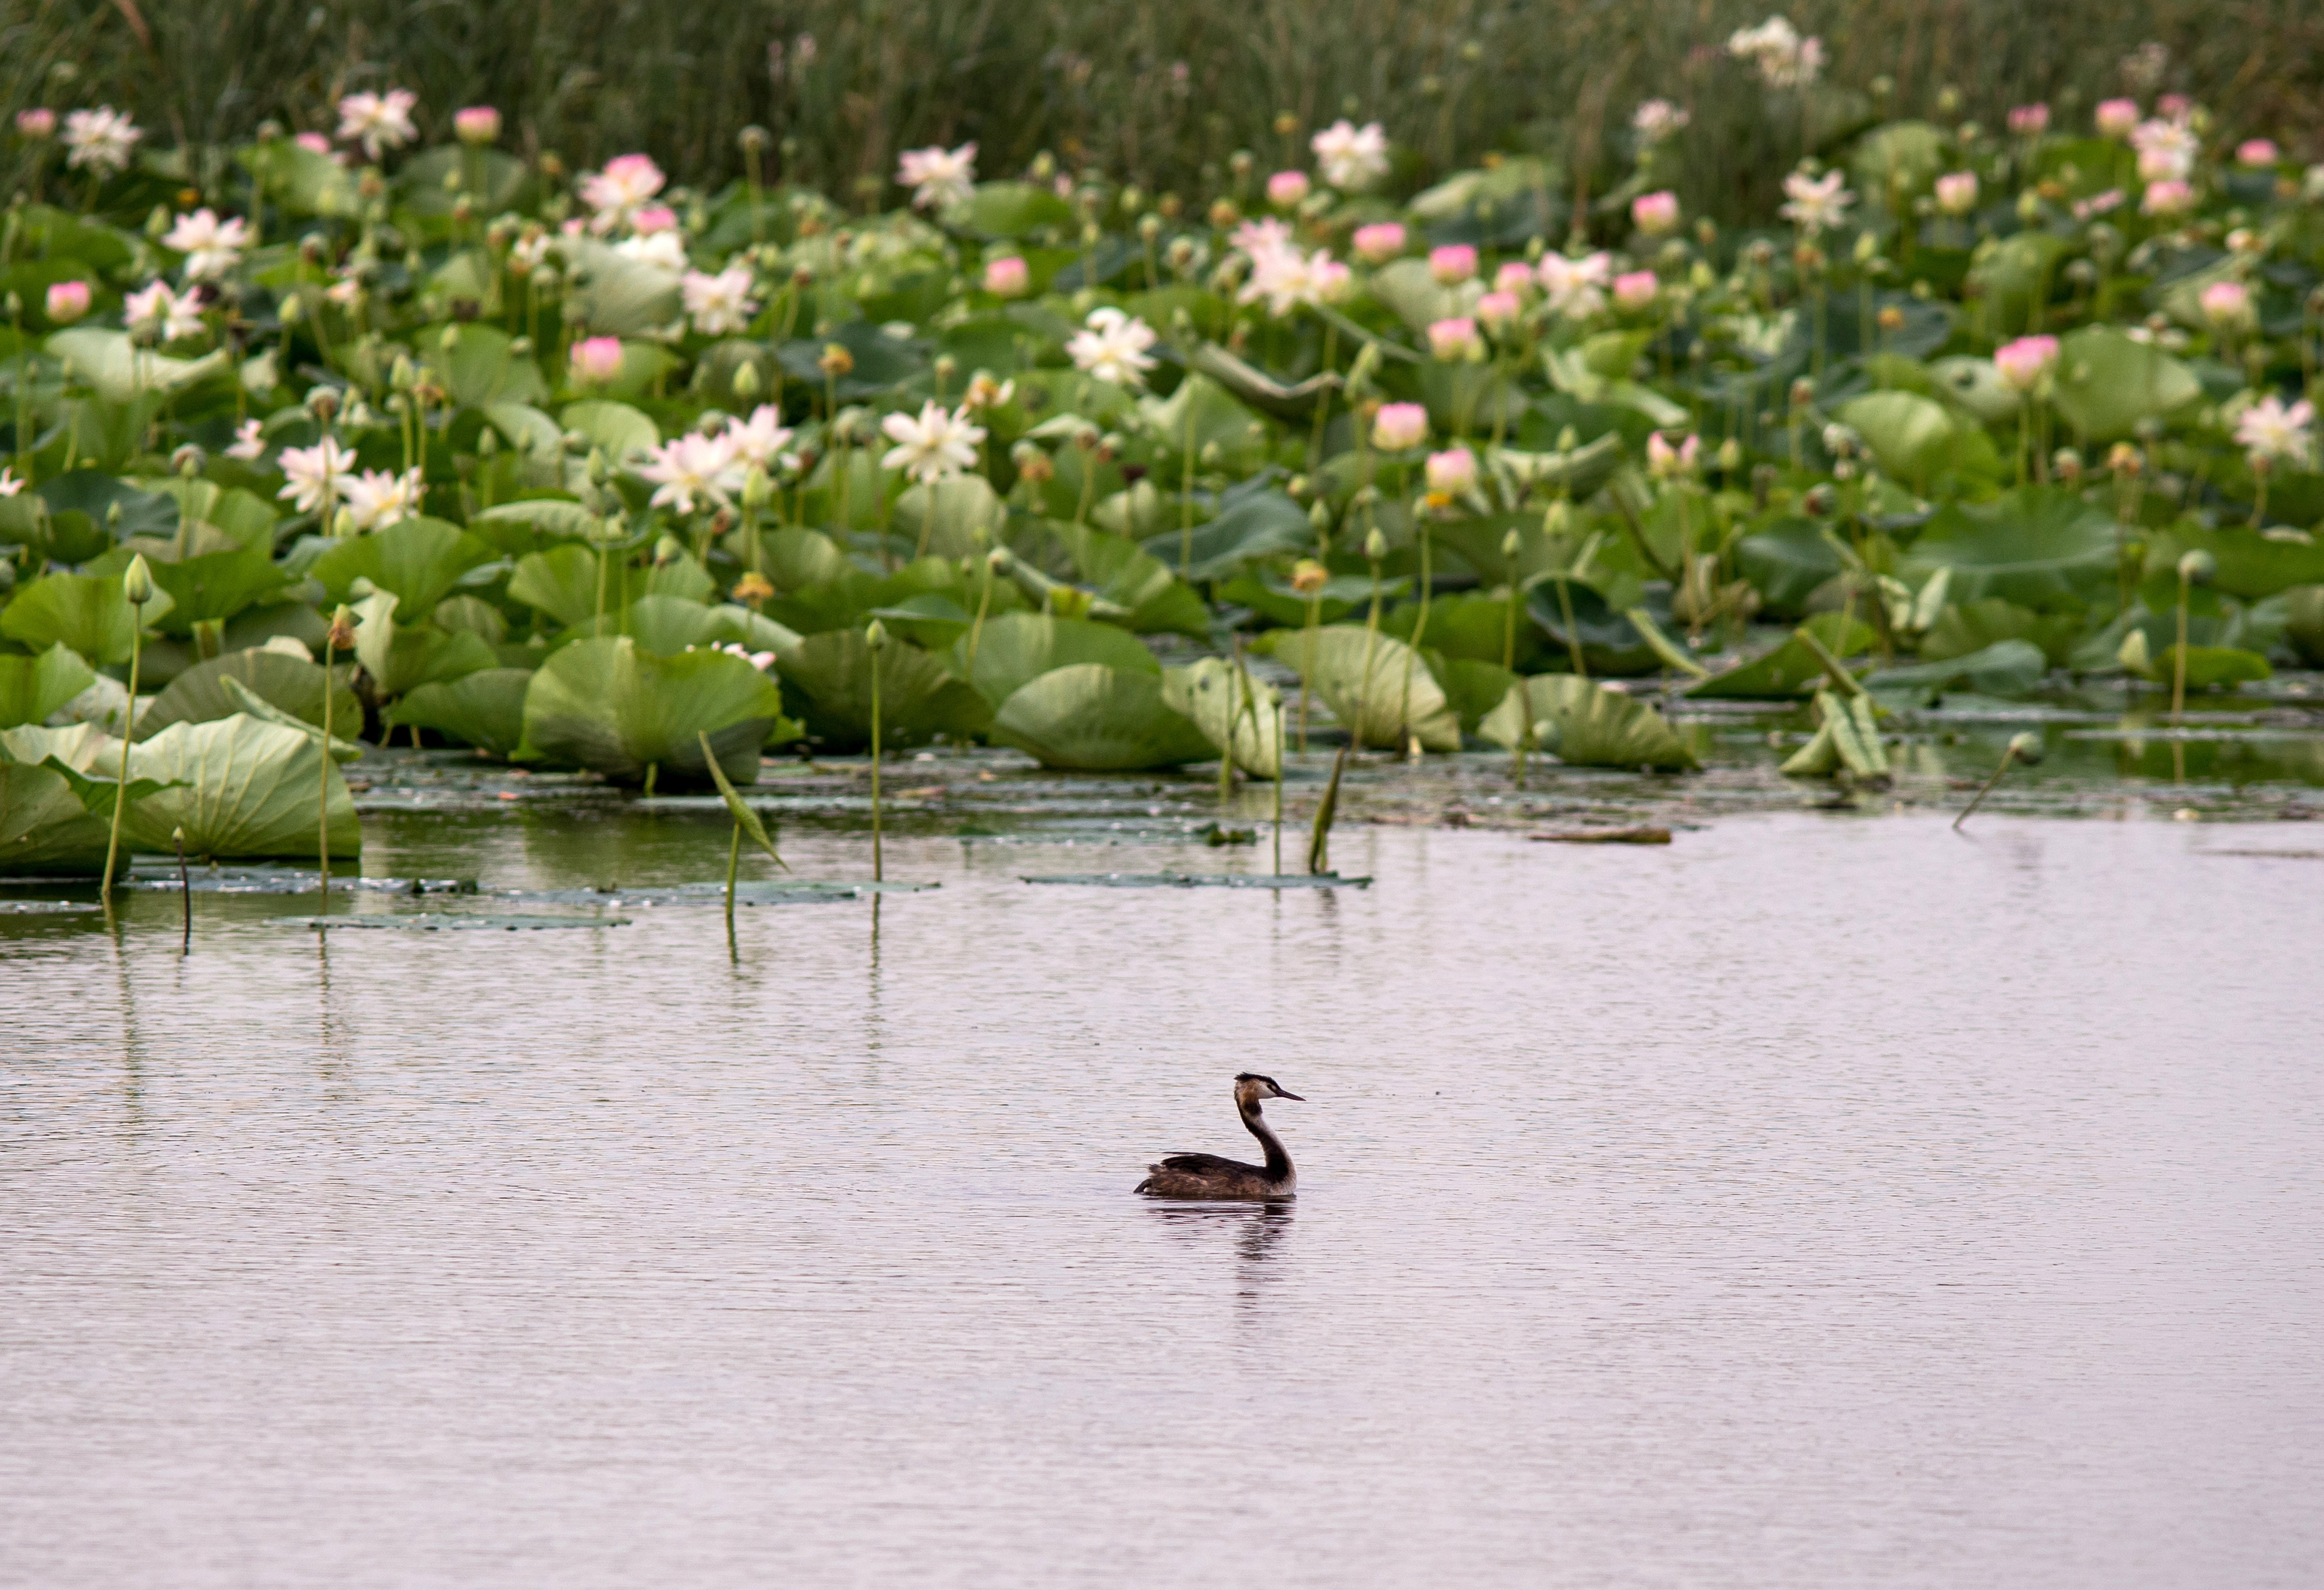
[[644, 762, 657, 799], [1273, 703, 1286, 876], [867, 618, 887, 882], [1179, 399, 1197, 567], [1298, 589, 1321, 757], [101, 605, 143, 908], [1954, 731, 2043, 832], [724, 820, 742, 958], [2172, 565, 2191, 726], [1554, 576, 1587, 679], [1401, 518, 1432, 759], [1357, 536, 1386, 751], [1305, 322, 1338, 473], [319, 637, 332, 904], [1307, 741, 1350, 876], [175, 824, 190, 953]]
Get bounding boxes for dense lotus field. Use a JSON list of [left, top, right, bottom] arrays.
[[7, 39, 2324, 873]]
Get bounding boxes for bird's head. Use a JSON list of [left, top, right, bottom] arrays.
[[1234, 1072, 1304, 1109]]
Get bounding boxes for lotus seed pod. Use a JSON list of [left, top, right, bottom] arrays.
[[1556, 426, 1578, 452], [2008, 730, 2045, 765], [865, 617, 889, 650], [326, 604, 358, 651], [1718, 437, 1744, 472], [122, 553, 154, 605], [988, 546, 1013, 573], [654, 534, 684, 566], [171, 443, 205, 477], [1363, 527, 1388, 562]]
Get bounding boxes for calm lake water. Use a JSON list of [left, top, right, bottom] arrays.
[[4, 810, 2320, 1587]]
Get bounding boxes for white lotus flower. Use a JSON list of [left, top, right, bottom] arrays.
[[1536, 250, 1614, 319], [1310, 120, 1389, 190], [61, 107, 141, 177], [162, 209, 251, 282], [724, 405, 797, 473], [277, 435, 358, 516], [636, 431, 743, 515], [615, 230, 688, 272], [339, 468, 426, 532], [225, 419, 267, 462], [2235, 395, 2316, 467], [336, 89, 418, 161], [1066, 307, 1159, 389], [682, 264, 759, 336], [1780, 169, 1854, 233], [123, 280, 206, 345], [897, 143, 977, 210], [879, 401, 985, 484]]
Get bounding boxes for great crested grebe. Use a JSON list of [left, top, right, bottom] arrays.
[[1135, 1074, 1305, 1199]]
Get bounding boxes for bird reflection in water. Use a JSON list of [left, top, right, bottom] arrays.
[[1147, 1201, 1295, 1320]]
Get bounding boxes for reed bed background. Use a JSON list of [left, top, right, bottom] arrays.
[[7, 0, 2321, 218]]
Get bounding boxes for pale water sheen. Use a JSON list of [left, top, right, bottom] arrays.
[[3, 814, 2320, 1587]]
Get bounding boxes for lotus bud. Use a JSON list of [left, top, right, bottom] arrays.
[[864, 617, 889, 651], [106, 501, 123, 531], [741, 466, 772, 511], [171, 443, 206, 478], [1363, 527, 1388, 562], [1287, 474, 1311, 502], [2052, 447, 2084, 483], [654, 535, 686, 567], [326, 604, 358, 651], [391, 355, 418, 391], [988, 546, 1013, 574], [1291, 558, 1328, 596], [332, 506, 357, 537], [122, 554, 154, 605], [478, 426, 499, 458], [1541, 500, 1573, 537], [307, 386, 340, 423], [2178, 550, 2216, 586], [439, 324, 462, 353], [144, 204, 169, 241], [1555, 426, 1578, 453], [2008, 730, 2045, 766], [732, 361, 761, 399], [1309, 499, 1332, 535], [1500, 527, 1522, 561], [586, 447, 609, 485], [1717, 437, 1743, 472], [1139, 213, 1162, 243], [1789, 377, 1815, 410]]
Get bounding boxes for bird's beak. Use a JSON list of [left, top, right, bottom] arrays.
[[1275, 1088, 1305, 1102]]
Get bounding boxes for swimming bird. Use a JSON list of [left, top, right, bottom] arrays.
[[1135, 1074, 1304, 1199]]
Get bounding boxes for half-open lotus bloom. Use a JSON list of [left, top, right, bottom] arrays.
[[898, 143, 976, 211], [2234, 395, 2315, 466], [454, 106, 502, 147], [1727, 16, 1825, 89], [984, 256, 1030, 296], [1494, 261, 1534, 296], [1352, 223, 1406, 264], [1632, 191, 1680, 237], [162, 209, 250, 281], [1066, 307, 1158, 389], [638, 432, 743, 514], [45, 280, 91, 325], [726, 406, 799, 474], [277, 436, 357, 515], [681, 265, 759, 336], [1428, 245, 1478, 285], [1647, 432, 1701, 478], [569, 336, 626, 384], [336, 89, 418, 161], [2007, 104, 2050, 137], [581, 154, 667, 234], [2095, 99, 2141, 139], [2141, 179, 2195, 217], [1934, 172, 1979, 215], [880, 401, 986, 484], [1310, 120, 1389, 190], [1993, 334, 2060, 393], [225, 419, 266, 462], [340, 468, 426, 532], [2132, 119, 2199, 182], [124, 280, 205, 344], [1372, 403, 1428, 451], [1477, 290, 1522, 334], [1266, 170, 1311, 208], [1426, 317, 1481, 360], [1613, 271, 1660, 312], [16, 108, 56, 140], [1424, 448, 1478, 495], [2239, 139, 2281, 167], [2200, 280, 2254, 328], [61, 106, 141, 177], [1632, 99, 1689, 143]]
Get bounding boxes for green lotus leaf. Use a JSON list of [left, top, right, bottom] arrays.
[[2153, 644, 2273, 690], [0, 643, 96, 730], [351, 592, 499, 699], [524, 636, 797, 784], [0, 571, 173, 665], [2286, 586, 2324, 666], [1141, 374, 1273, 474], [702, 604, 805, 656], [311, 517, 497, 618], [0, 722, 112, 772], [772, 628, 988, 752], [1277, 625, 1461, 751], [424, 324, 550, 409], [1919, 598, 2085, 667], [892, 475, 1005, 562], [561, 242, 682, 337], [1863, 638, 2048, 698], [1850, 119, 1950, 201], [1928, 356, 2023, 424], [1836, 390, 1958, 483], [138, 478, 279, 546], [0, 760, 110, 875], [136, 650, 359, 741], [760, 527, 852, 592], [1367, 257, 1482, 334], [46, 328, 231, 403], [244, 136, 362, 218], [2047, 327, 2201, 443], [960, 612, 1160, 708], [618, 595, 724, 656], [470, 497, 599, 552], [1478, 676, 1698, 770], [1162, 657, 1281, 775], [963, 181, 1076, 240], [508, 544, 605, 628], [1736, 518, 1845, 618], [385, 668, 534, 757], [776, 319, 927, 400], [35, 468, 178, 544], [990, 663, 1216, 770], [2149, 523, 2324, 601], [120, 715, 359, 859], [87, 531, 290, 636], [1432, 657, 1520, 734], [1141, 487, 1311, 583], [1524, 579, 1665, 676], [1902, 487, 2119, 606], [1383, 592, 1542, 668], [1688, 613, 1877, 699], [559, 398, 660, 461]]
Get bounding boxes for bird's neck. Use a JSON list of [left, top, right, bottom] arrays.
[[1240, 1101, 1292, 1181]]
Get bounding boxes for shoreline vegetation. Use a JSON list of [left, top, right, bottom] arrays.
[[3, 14, 2323, 883]]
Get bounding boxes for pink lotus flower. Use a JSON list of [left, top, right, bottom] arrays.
[[44, 280, 90, 324], [2158, 93, 2193, 120], [1992, 334, 2060, 393], [1424, 448, 1478, 495], [1647, 432, 1700, 478], [1631, 190, 1680, 237], [1476, 290, 1522, 334], [2072, 189, 2126, 222], [1426, 317, 1481, 360], [15, 108, 56, 139], [984, 255, 1029, 296], [1933, 172, 1979, 215], [1428, 245, 1477, 285], [2238, 139, 2281, 167], [454, 106, 502, 147], [1493, 261, 1533, 295], [2095, 99, 2141, 139], [631, 205, 678, 236], [1265, 170, 1311, 208], [1352, 223, 1406, 264], [294, 131, 335, 160], [2141, 179, 2195, 217], [580, 153, 666, 233], [1613, 270, 1660, 312], [2007, 103, 2050, 137], [568, 336, 626, 384], [2200, 280, 2254, 328], [1372, 402, 1428, 451], [336, 89, 418, 162]]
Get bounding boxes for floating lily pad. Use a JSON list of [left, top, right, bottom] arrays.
[[280, 912, 630, 931], [1020, 871, 1369, 889]]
